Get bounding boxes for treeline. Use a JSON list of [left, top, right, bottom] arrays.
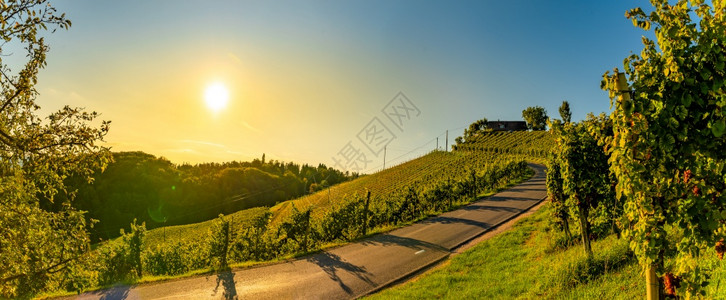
[[47, 151, 358, 241]]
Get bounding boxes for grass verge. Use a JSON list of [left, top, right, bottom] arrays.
[[367, 202, 726, 299], [367, 203, 643, 299]]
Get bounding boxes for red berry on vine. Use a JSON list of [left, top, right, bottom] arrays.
[[693, 186, 700, 196], [663, 273, 680, 296], [716, 239, 726, 260], [683, 170, 692, 184]]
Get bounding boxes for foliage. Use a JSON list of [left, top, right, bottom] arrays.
[[62, 151, 357, 241], [144, 242, 193, 276], [455, 118, 490, 144], [559, 100, 572, 123], [0, 1, 111, 298], [550, 114, 617, 258], [277, 205, 314, 253], [231, 211, 274, 261], [97, 220, 145, 285], [452, 130, 554, 160], [318, 193, 369, 242], [601, 0, 726, 296], [522, 106, 548, 131], [208, 214, 230, 269], [546, 154, 572, 242]]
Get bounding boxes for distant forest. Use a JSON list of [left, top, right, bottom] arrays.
[[42, 151, 358, 241]]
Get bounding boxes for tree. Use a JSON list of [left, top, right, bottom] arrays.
[[559, 101, 572, 123], [454, 118, 489, 146], [0, 1, 110, 297], [602, 0, 726, 297], [463, 118, 489, 141], [522, 106, 548, 130]]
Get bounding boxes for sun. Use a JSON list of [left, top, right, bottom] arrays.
[[204, 82, 229, 112]]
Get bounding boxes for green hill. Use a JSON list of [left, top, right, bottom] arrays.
[[38, 130, 554, 296], [138, 131, 555, 247]]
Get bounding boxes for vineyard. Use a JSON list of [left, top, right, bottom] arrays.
[[453, 130, 554, 162], [271, 130, 553, 223], [18, 132, 548, 298], [6, 0, 726, 299]]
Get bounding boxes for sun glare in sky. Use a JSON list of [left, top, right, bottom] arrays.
[[204, 82, 229, 112], [40, 1, 651, 166]]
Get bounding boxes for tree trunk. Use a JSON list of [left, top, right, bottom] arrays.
[[578, 203, 592, 258], [562, 216, 573, 243]]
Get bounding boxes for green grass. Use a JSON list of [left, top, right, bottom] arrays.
[[367, 204, 642, 299], [367, 203, 726, 299]]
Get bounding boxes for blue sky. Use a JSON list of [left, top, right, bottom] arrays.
[[33, 0, 652, 170]]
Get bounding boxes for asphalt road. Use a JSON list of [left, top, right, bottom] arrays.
[[69, 163, 547, 300]]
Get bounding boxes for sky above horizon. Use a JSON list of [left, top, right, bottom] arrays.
[[31, 0, 652, 172]]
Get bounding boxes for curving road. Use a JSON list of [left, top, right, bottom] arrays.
[[68, 163, 547, 300]]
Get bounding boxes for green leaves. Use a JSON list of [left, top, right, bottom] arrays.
[[0, 1, 111, 298], [550, 114, 618, 258], [710, 119, 725, 137], [603, 0, 726, 297], [522, 106, 549, 131]]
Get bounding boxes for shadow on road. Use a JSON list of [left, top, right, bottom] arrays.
[[95, 284, 130, 300], [361, 234, 448, 252], [496, 185, 542, 193], [459, 203, 525, 213], [421, 215, 492, 228], [306, 252, 374, 295], [213, 270, 238, 300]]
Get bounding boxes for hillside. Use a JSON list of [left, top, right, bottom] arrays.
[[141, 130, 555, 246], [454, 130, 554, 161], [34, 130, 553, 297], [272, 131, 554, 222]]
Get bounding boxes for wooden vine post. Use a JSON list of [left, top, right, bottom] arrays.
[[614, 71, 658, 300], [363, 190, 371, 236]]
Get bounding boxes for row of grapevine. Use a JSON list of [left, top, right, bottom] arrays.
[[544, 1, 726, 298], [600, 1, 726, 298], [272, 147, 541, 223], [453, 131, 554, 162], [546, 115, 619, 259]]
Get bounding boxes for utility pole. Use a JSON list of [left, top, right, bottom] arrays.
[[445, 130, 448, 152], [436, 137, 439, 150], [383, 146, 387, 170]]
